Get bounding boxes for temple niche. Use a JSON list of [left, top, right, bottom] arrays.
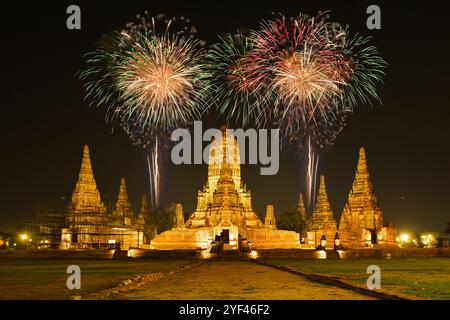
[[61, 145, 145, 250], [150, 129, 301, 250], [338, 147, 396, 247]]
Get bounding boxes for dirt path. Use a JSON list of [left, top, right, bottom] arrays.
[[112, 259, 375, 300]]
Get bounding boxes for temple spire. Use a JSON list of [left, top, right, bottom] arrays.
[[207, 126, 241, 193], [264, 205, 276, 229], [174, 203, 185, 229], [339, 147, 384, 246], [298, 192, 307, 222], [305, 175, 337, 248], [113, 177, 133, 220], [68, 145, 106, 214], [313, 175, 333, 217], [354, 147, 373, 194], [137, 194, 149, 227]]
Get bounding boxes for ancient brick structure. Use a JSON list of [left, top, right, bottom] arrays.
[[305, 176, 338, 249], [338, 147, 396, 247], [151, 129, 300, 250], [297, 192, 307, 223], [67, 145, 106, 214], [113, 177, 134, 225], [62, 145, 144, 250]]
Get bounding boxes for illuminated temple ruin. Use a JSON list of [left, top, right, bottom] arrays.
[[150, 130, 301, 250], [39, 137, 395, 251], [304, 147, 396, 248], [60, 145, 145, 249]]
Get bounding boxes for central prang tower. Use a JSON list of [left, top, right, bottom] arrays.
[[150, 128, 301, 250], [186, 128, 260, 233]]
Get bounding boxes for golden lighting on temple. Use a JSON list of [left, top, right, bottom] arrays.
[[396, 233, 412, 247], [313, 250, 327, 260], [248, 250, 259, 259], [200, 250, 213, 260]]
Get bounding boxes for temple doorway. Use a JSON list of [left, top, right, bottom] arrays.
[[221, 229, 230, 244], [368, 229, 377, 244]]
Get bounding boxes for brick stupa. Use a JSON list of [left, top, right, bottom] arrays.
[[68, 145, 106, 214], [305, 175, 338, 248], [113, 177, 134, 225], [297, 192, 307, 222], [339, 147, 395, 247]]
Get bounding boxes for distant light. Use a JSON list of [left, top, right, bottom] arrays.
[[19, 234, 28, 241], [420, 233, 435, 247], [200, 250, 212, 260], [127, 249, 137, 258], [314, 250, 327, 259], [399, 234, 410, 243], [248, 250, 259, 259]]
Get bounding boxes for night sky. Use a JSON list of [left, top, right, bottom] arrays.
[[1, 0, 448, 235]]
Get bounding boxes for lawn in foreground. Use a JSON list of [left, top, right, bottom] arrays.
[[0, 258, 191, 299], [114, 259, 374, 300], [268, 258, 450, 300]]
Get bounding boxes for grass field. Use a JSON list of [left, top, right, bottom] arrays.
[[1, 258, 449, 300], [114, 259, 374, 300], [0, 258, 191, 299], [268, 258, 450, 300]]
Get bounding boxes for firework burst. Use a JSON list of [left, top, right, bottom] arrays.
[[115, 29, 209, 130], [251, 14, 351, 132], [249, 13, 386, 209], [205, 33, 272, 127], [80, 14, 210, 209], [334, 32, 387, 110], [80, 15, 209, 131], [272, 48, 343, 130]]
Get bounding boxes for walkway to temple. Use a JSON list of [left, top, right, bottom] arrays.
[[112, 259, 374, 300]]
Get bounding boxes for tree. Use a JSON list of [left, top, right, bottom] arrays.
[[276, 208, 306, 234], [146, 203, 177, 234], [0, 232, 13, 248], [444, 222, 450, 236]]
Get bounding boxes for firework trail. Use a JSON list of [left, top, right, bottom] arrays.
[[120, 114, 167, 210], [80, 13, 210, 209], [146, 138, 160, 209], [282, 108, 350, 209], [306, 136, 319, 209]]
